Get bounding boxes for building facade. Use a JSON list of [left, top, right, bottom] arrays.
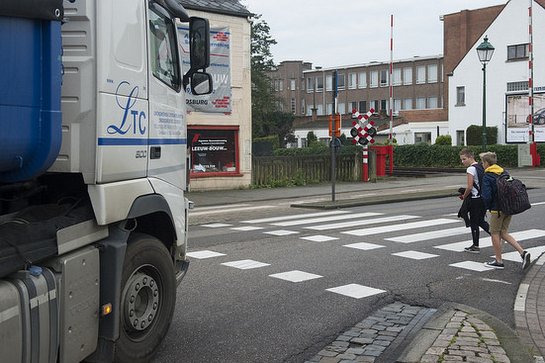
[[180, 0, 252, 190], [447, 0, 545, 145], [270, 56, 448, 146]]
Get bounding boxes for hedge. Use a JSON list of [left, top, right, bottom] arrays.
[[270, 143, 545, 169], [393, 144, 545, 168]]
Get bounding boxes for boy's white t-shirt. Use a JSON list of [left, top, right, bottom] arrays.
[[466, 162, 480, 198]]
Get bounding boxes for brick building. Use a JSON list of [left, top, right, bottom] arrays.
[[270, 56, 448, 146]]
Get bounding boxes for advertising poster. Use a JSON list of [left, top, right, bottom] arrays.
[[506, 93, 545, 143], [178, 26, 232, 113], [188, 128, 238, 174]]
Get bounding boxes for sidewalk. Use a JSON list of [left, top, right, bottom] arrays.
[[187, 167, 545, 362]]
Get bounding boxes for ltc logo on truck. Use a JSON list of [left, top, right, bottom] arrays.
[[107, 81, 147, 135]]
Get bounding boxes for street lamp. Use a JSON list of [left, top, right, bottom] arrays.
[[476, 36, 495, 150]]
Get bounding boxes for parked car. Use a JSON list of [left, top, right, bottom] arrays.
[[527, 108, 545, 125]]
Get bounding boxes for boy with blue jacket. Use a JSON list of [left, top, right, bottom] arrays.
[[480, 152, 530, 270]]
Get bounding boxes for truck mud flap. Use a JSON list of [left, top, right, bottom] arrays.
[[0, 267, 59, 363]]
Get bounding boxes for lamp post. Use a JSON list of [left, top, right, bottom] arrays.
[[476, 36, 495, 151]]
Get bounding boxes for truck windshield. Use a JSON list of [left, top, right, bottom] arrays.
[[149, 7, 180, 90]]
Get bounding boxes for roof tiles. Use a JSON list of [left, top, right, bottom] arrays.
[[179, 0, 251, 18]]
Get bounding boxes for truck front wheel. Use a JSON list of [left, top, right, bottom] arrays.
[[114, 233, 176, 363]]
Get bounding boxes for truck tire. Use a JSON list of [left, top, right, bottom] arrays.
[[114, 233, 176, 363]]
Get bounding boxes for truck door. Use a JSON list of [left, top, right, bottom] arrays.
[[146, 2, 187, 188]]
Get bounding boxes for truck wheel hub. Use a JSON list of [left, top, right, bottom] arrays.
[[124, 272, 159, 331]]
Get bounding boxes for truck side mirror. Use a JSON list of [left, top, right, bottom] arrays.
[[191, 72, 213, 95], [189, 17, 210, 70]]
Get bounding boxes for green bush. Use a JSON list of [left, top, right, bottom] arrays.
[[253, 135, 280, 150], [393, 144, 522, 168], [466, 125, 498, 146], [435, 135, 452, 145], [306, 131, 318, 146]]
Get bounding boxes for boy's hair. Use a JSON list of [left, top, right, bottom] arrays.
[[479, 151, 497, 165], [459, 148, 474, 158]]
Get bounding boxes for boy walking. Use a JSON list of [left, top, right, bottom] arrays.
[[458, 148, 489, 253], [479, 152, 531, 270]]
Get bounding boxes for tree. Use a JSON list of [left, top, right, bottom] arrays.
[[250, 14, 294, 142], [306, 131, 318, 146]]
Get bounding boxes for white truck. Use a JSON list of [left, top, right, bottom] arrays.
[[0, 0, 212, 362]]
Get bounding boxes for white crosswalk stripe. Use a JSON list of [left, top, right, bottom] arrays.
[[271, 212, 382, 227], [386, 226, 469, 243], [305, 215, 419, 231], [434, 229, 545, 252], [343, 218, 460, 237], [241, 210, 348, 224]]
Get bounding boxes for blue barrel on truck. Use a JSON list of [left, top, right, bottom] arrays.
[[0, 0, 63, 183]]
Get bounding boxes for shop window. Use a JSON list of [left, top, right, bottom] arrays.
[[189, 126, 239, 177]]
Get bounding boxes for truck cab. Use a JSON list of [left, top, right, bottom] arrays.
[[0, 0, 211, 361]]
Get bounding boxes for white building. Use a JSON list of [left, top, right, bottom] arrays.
[[448, 0, 545, 145]]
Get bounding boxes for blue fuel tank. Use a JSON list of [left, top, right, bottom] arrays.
[[0, 16, 62, 183]]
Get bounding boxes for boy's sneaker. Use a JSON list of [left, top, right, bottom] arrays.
[[464, 245, 480, 254], [522, 251, 531, 270], [485, 260, 505, 269]]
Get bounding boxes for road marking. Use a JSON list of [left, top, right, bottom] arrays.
[[392, 251, 439, 260], [191, 205, 276, 216], [191, 203, 250, 211], [481, 278, 512, 285], [386, 226, 469, 243], [221, 260, 270, 270], [187, 250, 226, 259], [501, 245, 545, 263], [449, 261, 494, 272], [343, 218, 459, 237], [326, 284, 386, 299], [532, 202, 545, 206], [306, 215, 419, 231], [272, 212, 382, 227], [435, 229, 545, 252], [201, 223, 233, 228], [343, 242, 385, 251], [230, 226, 265, 231], [269, 270, 322, 283], [263, 230, 299, 236], [241, 210, 349, 224], [300, 235, 339, 243]]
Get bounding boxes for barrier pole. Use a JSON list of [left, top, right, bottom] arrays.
[[363, 145, 369, 182]]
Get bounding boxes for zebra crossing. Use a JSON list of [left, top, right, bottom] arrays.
[[187, 209, 545, 300]]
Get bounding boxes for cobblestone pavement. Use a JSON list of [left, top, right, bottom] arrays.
[[420, 311, 510, 363], [304, 302, 436, 363], [303, 303, 521, 363]]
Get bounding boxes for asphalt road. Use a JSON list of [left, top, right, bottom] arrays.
[[154, 188, 545, 363]]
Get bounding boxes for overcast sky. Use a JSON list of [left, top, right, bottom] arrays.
[[240, 0, 505, 68]]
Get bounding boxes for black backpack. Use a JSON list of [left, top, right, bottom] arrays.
[[494, 172, 531, 215]]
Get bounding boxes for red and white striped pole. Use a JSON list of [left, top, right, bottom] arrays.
[[363, 145, 369, 182], [528, 0, 539, 166], [389, 14, 394, 143], [388, 14, 395, 175]]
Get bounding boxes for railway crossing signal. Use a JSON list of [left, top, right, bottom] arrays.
[[351, 108, 377, 145]]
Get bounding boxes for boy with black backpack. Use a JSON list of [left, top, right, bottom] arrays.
[[480, 152, 531, 270], [458, 148, 490, 253]]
